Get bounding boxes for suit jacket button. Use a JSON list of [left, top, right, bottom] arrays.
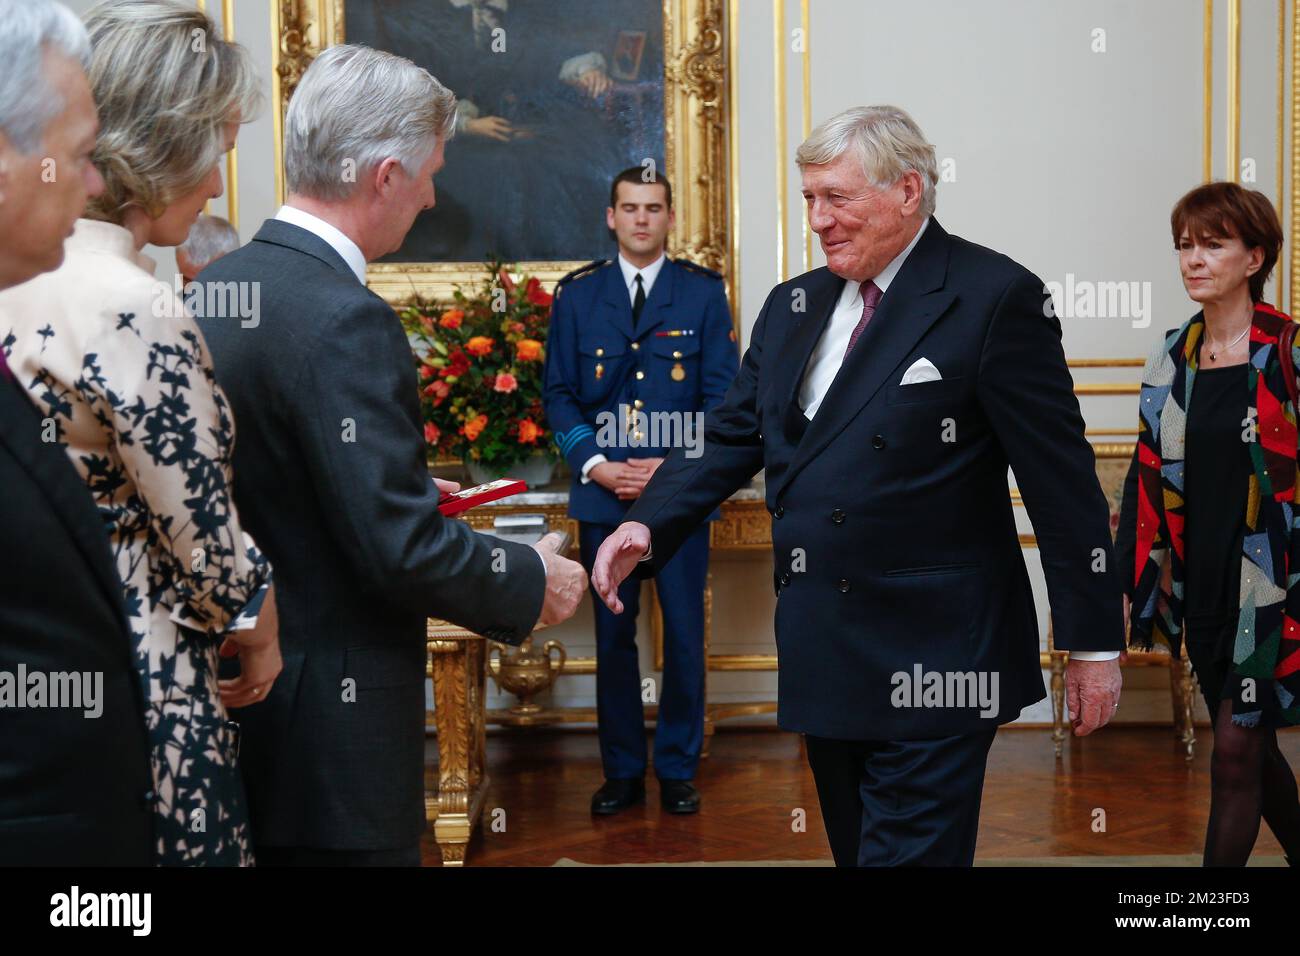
[[831, 508, 845, 524], [872, 435, 886, 450], [837, 579, 850, 593], [772, 505, 784, 519], [141, 789, 156, 809], [780, 572, 791, 586]]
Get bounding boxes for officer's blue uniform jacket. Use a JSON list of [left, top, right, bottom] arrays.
[[543, 258, 739, 524]]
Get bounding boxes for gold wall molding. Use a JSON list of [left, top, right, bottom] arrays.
[[1205, 0, 1214, 181], [1279, 0, 1287, 307], [273, 0, 733, 308], [1228, 0, 1242, 180], [799, 0, 812, 275], [1293, 0, 1300, 309], [772, 0, 788, 282], [223, 0, 238, 231]]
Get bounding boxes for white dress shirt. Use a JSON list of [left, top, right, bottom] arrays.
[[798, 218, 929, 419], [579, 251, 669, 484], [274, 204, 368, 285]]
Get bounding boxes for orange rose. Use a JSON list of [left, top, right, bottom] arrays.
[[516, 338, 543, 361], [466, 336, 495, 357], [439, 309, 465, 329], [517, 418, 541, 444], [462, 413, 488, 442]]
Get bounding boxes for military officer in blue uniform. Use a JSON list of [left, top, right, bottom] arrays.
[[543, 167, 738, 815]]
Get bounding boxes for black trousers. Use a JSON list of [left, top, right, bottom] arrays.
[[255, 844, 422, 867], [803, 728, 998, 866]]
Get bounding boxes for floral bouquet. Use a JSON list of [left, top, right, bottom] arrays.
[[398, 259, 557, 476]]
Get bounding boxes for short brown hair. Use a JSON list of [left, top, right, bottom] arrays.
[[609, 166, 671, 209], [1170, 181, 1283, 303]]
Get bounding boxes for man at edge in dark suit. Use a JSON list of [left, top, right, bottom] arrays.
[[0, 0, 152, 866]]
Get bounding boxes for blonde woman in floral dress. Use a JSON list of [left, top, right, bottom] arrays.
[[0, 1, 278, 865]]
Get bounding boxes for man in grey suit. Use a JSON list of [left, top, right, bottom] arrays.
[[196, 45, 586, 866]]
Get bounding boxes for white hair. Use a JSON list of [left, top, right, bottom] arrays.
[[0, 0, 90, 154], [285, 43, 457, 201], [179, 214, 240, 271], [796, 105, 939, 218]]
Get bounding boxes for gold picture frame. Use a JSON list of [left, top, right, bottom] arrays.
[[270, 0, 732, 308]]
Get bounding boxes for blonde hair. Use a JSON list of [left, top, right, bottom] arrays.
[[796, 105, 938, 218], [82, 0, 261, 222]]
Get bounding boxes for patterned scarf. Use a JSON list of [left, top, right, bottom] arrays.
[[1130, 304, 1300, 727]]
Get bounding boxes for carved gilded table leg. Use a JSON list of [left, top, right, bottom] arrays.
[[1170, 655, 1197, 761], [1050, 651, 1067, 758], [428, 626, 490, 867]]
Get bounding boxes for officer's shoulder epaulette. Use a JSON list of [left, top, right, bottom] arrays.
[[673, 258, 723, 281], [555, 259, 611, 293]]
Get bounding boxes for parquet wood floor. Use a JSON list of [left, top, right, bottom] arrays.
[[418, 725, 1300, 866]]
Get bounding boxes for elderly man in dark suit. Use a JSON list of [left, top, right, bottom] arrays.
[[592, 105, 1126, 866], [0, 0, 152, 865], [196, 45, 587, 866]]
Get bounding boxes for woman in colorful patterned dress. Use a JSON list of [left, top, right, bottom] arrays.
[[1118, 181, 1300, 866], [0, 0, 278, 865]]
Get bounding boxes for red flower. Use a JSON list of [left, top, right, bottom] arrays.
[[419, 364, 435, 380], [525, 276, 553, 307], [442, 349, 470, 378], [424, 422, 441, 445], [494, 372, 518, 394], [427, 379, 450, 405]]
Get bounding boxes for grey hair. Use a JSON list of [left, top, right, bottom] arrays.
[[796, 105, 938, 218], [178, 213, 239, 271], [83, 0, 263, 222], [0, 0, 90, 154], [285, 44, 456, 201]]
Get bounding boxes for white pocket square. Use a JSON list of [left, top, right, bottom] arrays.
[[899, 358, 942, 385]]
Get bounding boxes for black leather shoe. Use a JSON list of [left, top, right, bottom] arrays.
[[591, 778, 645, 815], [659, 779, 701, 814]]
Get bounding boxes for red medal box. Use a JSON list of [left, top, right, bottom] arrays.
[[436, 478, 528, 516]]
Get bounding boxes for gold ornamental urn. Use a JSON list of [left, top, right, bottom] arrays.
[[488, 637, 567, 715]]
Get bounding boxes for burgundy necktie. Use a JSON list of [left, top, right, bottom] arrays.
[[0, 349, 12, 383], [844, 280, 882, 357]]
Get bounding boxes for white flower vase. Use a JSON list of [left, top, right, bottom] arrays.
[[465, 451, 557, 489]]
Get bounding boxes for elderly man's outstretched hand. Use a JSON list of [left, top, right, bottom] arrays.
[[591, 521, 652, 614]]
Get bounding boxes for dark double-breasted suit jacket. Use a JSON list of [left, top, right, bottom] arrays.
[[0, 366, 152, 864], [626, 218, 1126, 741]]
